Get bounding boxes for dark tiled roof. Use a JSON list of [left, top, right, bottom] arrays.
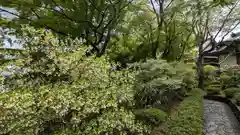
[[203, 38, 239, 56]]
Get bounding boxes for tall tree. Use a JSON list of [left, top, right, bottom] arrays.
[[108, 0, 197, 66], [189, 0, 240, 89], [0, 0, 133, 56], [148, 0, 195, 61]]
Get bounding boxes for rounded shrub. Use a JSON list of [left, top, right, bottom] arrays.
[[223, 88, 239, 98], [220, 69, 240, 89], [220, 74, 231, 83], [204, 65, 217, 76], [182, 75, 195, 88], [220, 74, 233, 89], [204, 65, 217, 73], [205, 85, 221, 95], [209, 81, 221, 85], [234, 93, 240, 105], [205, 81, 221, 88], [134, 108, 168, 125]]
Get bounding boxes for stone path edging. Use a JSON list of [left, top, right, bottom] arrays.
[[204, 95, 240, 123]]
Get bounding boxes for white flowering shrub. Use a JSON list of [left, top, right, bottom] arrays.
[[0, 26, 150, 135]]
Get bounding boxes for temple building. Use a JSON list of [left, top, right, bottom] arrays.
[[203, 32, 240, 68]]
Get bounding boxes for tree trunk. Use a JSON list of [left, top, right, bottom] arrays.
[[235, 45, 240, 65], [152, 41, 158, 59], [197, 34, 204, 89], [197, 53, 204, 89]]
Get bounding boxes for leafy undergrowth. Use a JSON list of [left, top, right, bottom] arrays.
[[0, 50, 151, 134], [134, 108, 168, 126], [151, 89, 204, 135], [134, 59, 196, 110], [220, 68, 240, 105]]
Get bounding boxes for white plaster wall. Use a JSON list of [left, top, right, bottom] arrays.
[[219, 55, 236, 68]]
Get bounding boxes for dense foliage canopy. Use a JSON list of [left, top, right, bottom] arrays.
[[0, 0, 240, 135]]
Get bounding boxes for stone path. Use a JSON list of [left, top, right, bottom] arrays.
[[203, 99, 240, 135]]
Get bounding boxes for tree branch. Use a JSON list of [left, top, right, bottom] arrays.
[[150, 0, 160, 25], [51, 0, 95, 28], [219, 51, 234, 64], [0, 7, 68, 36], [30, 8, 68, 36], [0, 8, 29, 20], [219, 21, 240, 42], [213, 1, 239, 40], [166, 0, 175, 9], [177, 30, 193, 60]]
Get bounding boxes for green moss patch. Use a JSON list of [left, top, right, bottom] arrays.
[[151, 89, 204, 135]]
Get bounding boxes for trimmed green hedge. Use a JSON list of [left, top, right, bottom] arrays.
[[134, 108, 168, 125], [234, 93, 240, 105], [151, 89, 204, 135], [224, 88, 239, 98], [205, 85, 221, 95]]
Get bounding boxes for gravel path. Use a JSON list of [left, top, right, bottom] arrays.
[[203, 99, 240, 135]]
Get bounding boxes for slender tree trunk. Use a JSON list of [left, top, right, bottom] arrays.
[[150, 0, 165, 59], [235, 44, 240, 65], [195, 0, 205, 90], [197, 53, 204, 89], [152, 41, 158, 59], [197, 36, 204, 89]]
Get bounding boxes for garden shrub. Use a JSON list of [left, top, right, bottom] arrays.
[[205, 80, 221, 88], [219, 73, 231, 89], [220, 74, 231, 84], [134, 108, 167, 125], [224, 88, 239, 98], [234, 93, 240, 105], [0, 58, 150, 135], [204, 65, 218, 79], [0, 28, 150, 135], [203, 65, 219, 88], [209, 80, 220, 85], [134, 59, 196, 109], [205, 84, 221, 95], [204, 65, 217, 75], [151, 88, 204, 135], [220, 68, 240, 88]]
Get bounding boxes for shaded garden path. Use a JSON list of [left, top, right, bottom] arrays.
[[203, 99, 240, 135]]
